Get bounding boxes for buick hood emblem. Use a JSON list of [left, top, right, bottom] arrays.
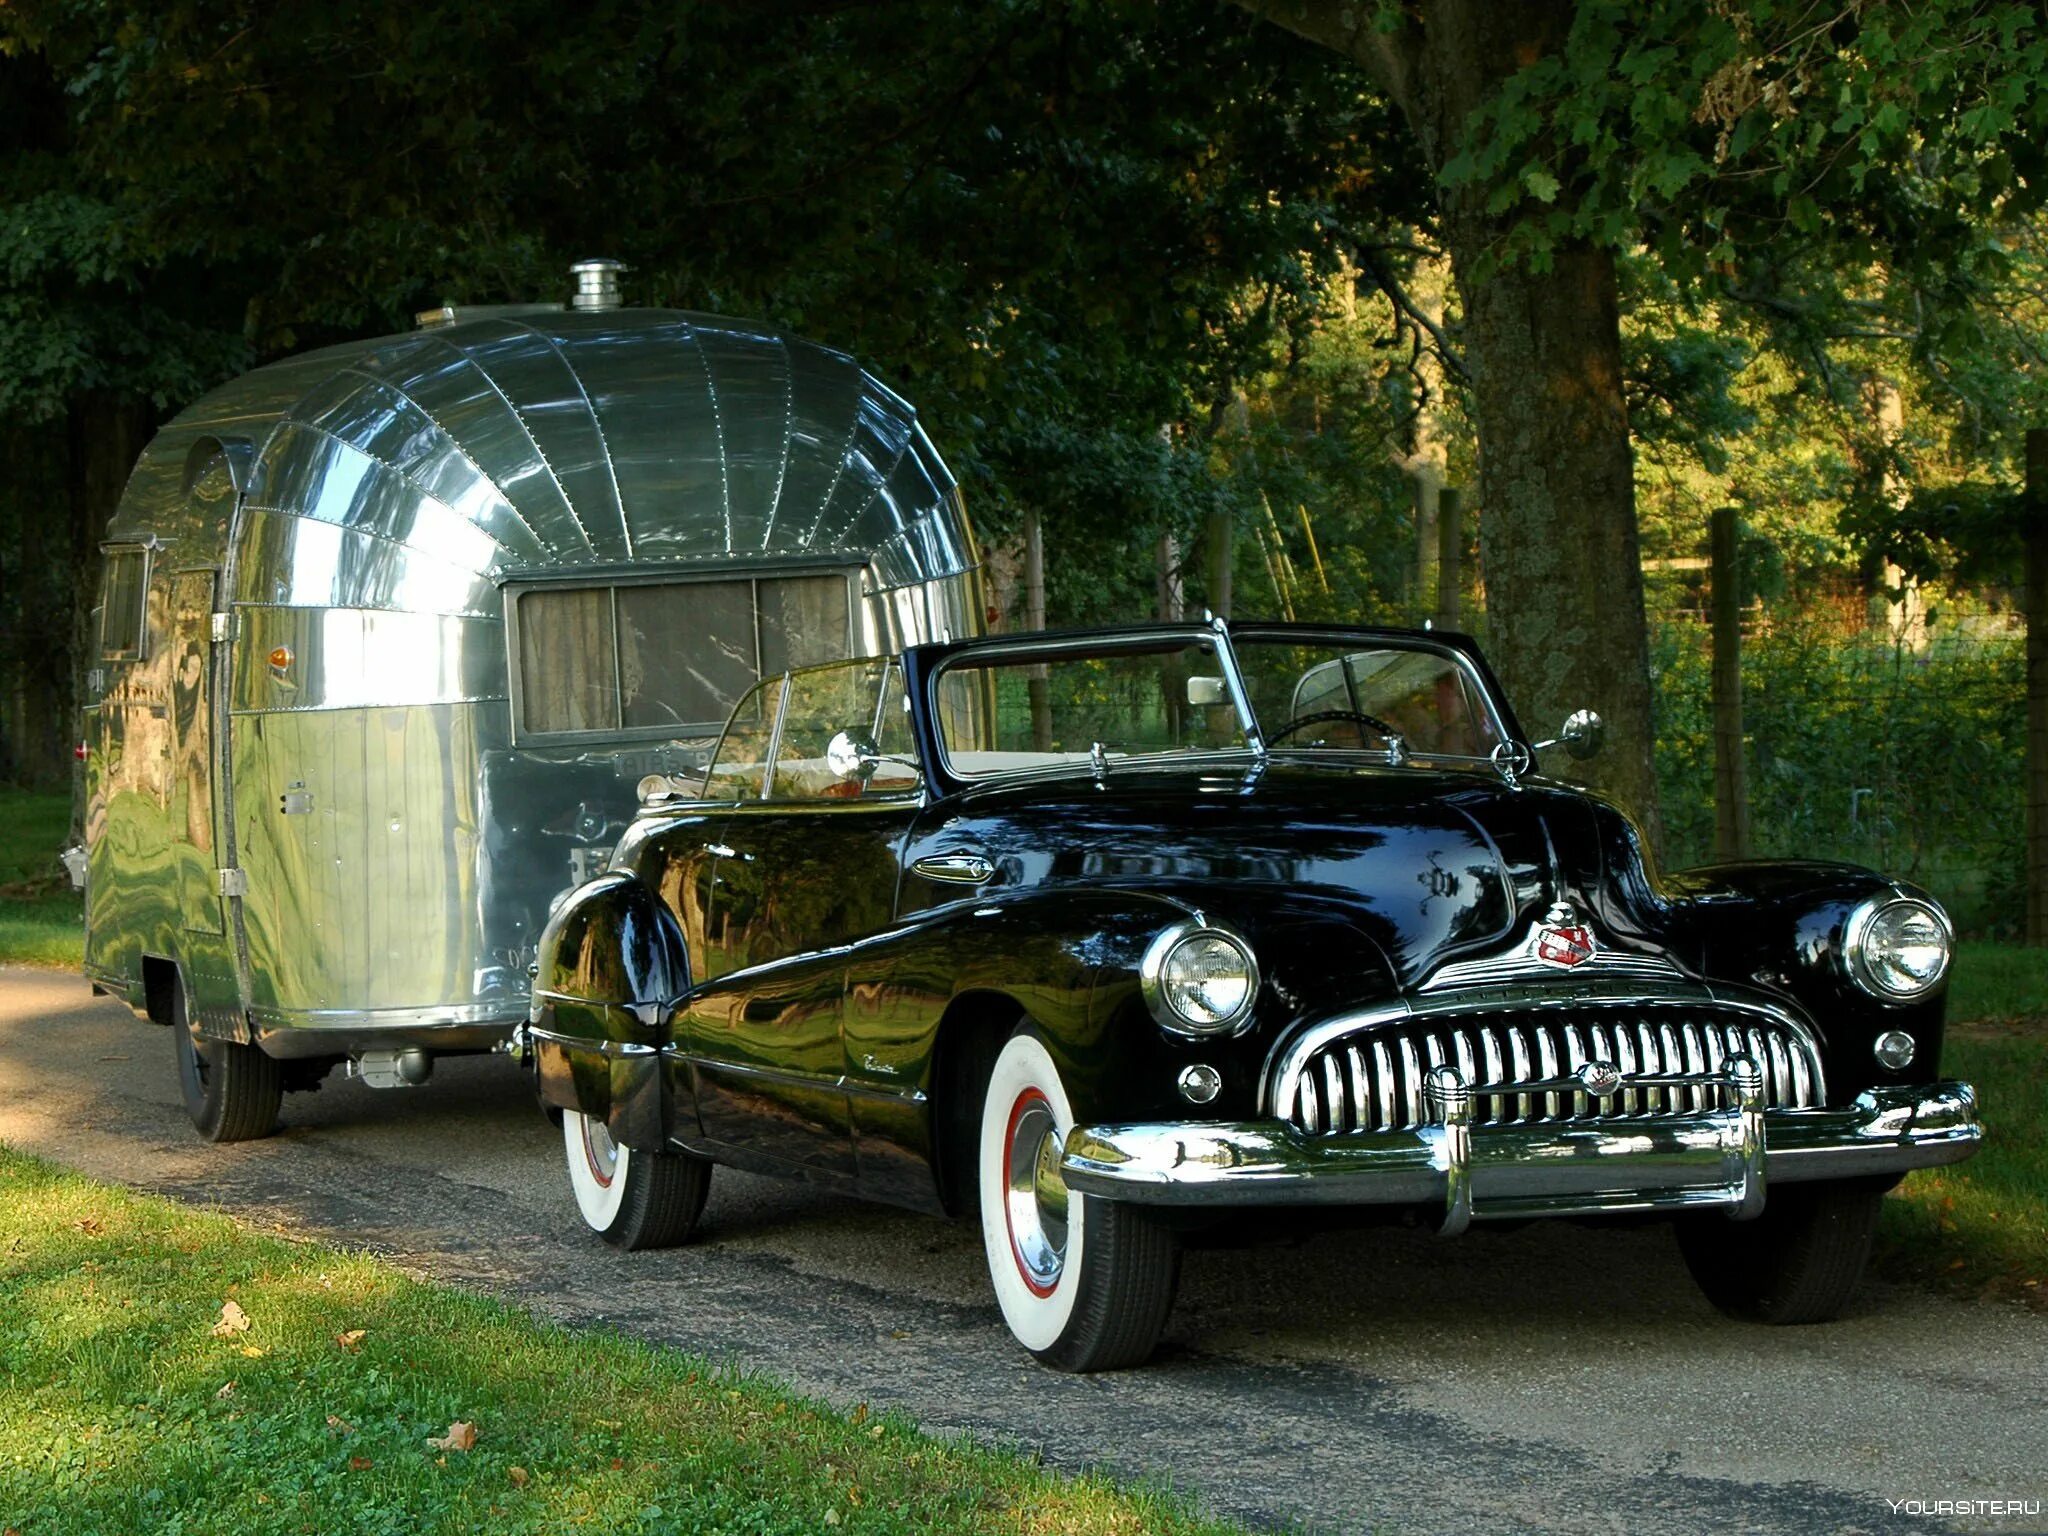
[[1576, 1059, 1624, 1097], [1534, 902, 1596, 969]]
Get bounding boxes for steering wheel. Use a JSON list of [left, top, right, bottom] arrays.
[[1266, 709, 1408, 754]]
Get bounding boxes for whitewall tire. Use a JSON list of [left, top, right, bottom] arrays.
[[562, 1108, 710, 1251], [977, 1030, 1180, 1371]]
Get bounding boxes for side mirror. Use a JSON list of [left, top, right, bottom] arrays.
[[1558, 709, 1604, 761], [826, 729, 881, 783], [1186, 676, 1230, 707]]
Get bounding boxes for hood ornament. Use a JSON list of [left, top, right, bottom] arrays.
[[1533, 902, 1596, 969]]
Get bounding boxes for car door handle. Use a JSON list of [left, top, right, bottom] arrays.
[[703, 842, 751, 861], [912, 851, 994, 884]]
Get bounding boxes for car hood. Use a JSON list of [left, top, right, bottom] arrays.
[[906, 761, 1639, 986]]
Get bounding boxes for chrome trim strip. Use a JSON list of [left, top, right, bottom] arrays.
[[1061, 1081, 1980, 1213], [911, 851, 995, 885], [527, 1025, 659, 1059], [666, 1049, 928, 1106]]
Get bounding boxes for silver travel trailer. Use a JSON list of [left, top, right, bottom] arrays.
[[78, 261, 984, 1140]]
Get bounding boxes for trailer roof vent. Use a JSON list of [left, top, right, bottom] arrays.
[[415, 302, 564, 331], [570, 258, 628, 311]]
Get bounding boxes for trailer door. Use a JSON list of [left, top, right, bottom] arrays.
[[167, 569, 225, 936]]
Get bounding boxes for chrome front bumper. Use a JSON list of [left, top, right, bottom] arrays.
[[1059, 1074, 1979, 1235]]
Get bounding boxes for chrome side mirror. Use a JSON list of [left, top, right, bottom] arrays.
[[1543, 709, 1604, 761], [1186, 676, 1230, 707], [827, 729, 881, 782]]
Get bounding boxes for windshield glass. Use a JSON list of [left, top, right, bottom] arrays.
[[934, 637, 1249, 778], [931, 630, 1504, 778], [1232, 637, 1502, 760]]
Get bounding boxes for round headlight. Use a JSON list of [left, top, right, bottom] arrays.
[[1141, 921, 1259, 1036], [1844, 896, 1952, 1000]]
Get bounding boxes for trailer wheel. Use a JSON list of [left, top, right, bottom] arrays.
[[172, 983, 281, 1142]]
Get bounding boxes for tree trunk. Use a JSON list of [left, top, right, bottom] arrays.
[[1229, 0, 1663, 843], [1205, 507, 1234, 618], [1448, 234, 1659, 833], [1434, 485, 1462, 629], [2025, 428, 2048, 947]]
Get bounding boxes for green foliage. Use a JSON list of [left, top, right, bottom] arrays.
[[1653, 617, 2026, 937], [0, 0, 1416, 547], [1440, 2, 2048, 281]]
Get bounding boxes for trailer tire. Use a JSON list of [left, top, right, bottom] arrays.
[[172, 983, 281, 1142]]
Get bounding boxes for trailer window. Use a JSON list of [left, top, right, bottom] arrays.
[[100, 547, 149, 660], [513, 573, 854, 740]]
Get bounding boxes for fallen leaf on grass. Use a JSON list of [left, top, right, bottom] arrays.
[[508, 1466, 530, 1489], [326, 1416, 354, 1437], [210, 1301, 251, 1337], [71, 1217, 102, 1235], [239, 1345, 265, 1358], [348, 1456, 373, 1472], [335, 1330, 366, 1351], [426, 1421, 477, 1453], [215, 1382, 235, 1400]]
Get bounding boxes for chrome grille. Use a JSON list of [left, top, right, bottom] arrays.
[[1283, 1005, 1823, 1135]]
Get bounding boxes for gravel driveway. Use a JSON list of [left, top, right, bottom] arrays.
[[2, 968, 2042, 1535]]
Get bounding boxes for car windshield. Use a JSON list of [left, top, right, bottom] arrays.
[[932, 630, 1504, 779], [1231, 635, 1503, 761], [934, 636, 1252, 778]]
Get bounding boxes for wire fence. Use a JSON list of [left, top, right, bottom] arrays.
[[1649, 607, 2026, 939]]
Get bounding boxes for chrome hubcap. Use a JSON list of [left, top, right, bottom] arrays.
[[1004, 1092, 1068, 1292], [580, 1114, 620, 1188]]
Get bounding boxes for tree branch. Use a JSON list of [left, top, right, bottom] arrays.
[[1327, 222, 1471, 384]]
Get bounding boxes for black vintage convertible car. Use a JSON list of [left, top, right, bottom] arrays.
[[524, 620, 1980, 1371]]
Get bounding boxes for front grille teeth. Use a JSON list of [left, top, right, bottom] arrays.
[[1282, 1006, 1824, 1136]]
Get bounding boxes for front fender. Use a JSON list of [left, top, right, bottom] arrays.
[[530, 872, 690, 1147], [1663, 861, 1950, 1097], [851, 887, 1398, 1128]]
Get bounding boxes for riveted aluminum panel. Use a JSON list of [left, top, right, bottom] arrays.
[[232, 609, 506, 713]]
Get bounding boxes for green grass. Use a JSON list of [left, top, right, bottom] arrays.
[[0, 1146, 1234, 1536], [1876, 1027, 2048, 1309], [1947, 940, 2048, 1025], [1873, 941, 2048, 1309], [0, 787, 82, 969]]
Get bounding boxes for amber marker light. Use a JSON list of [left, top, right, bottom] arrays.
[[268, 645, 293, 672]]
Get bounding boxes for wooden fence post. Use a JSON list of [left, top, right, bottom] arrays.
[[1024, 511, 1052, 752], [2026, 430, 2048, 945], [1711, 505, 1752, 861], [1435, 486, 1463, 629]]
